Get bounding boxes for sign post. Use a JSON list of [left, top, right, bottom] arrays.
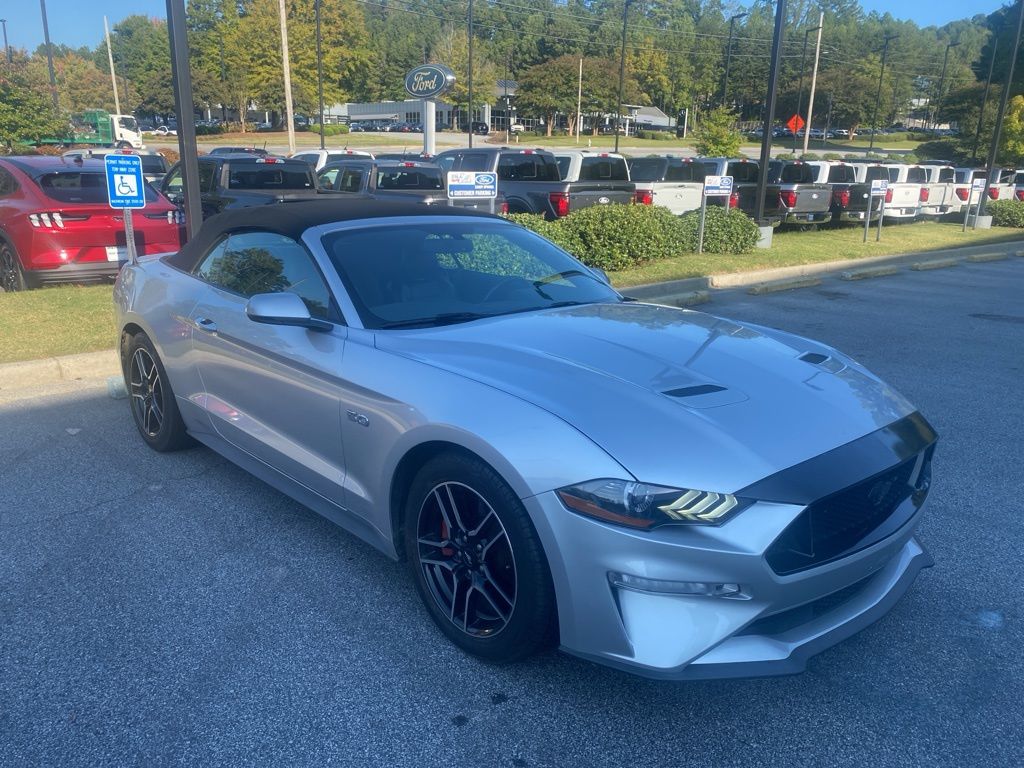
[[963, 177, 986, 231], [404, 64, 455, 157], [104, 153, 146, 264], [698, 175, 733, 254], [447, 171, 498, 214], [867, 178, 888, 243]]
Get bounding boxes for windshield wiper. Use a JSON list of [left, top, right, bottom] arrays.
[[378, 312, 494, 329]]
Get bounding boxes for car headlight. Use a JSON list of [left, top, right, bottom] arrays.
[[556, 479, 751, 530]]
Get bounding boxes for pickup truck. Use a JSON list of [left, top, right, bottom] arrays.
[[698, 158, 782, 225], [917, 165, 957, 218], [161, 154, 321, 220], [316, 158, 504, 212], [765, 160, 832, 225], [551, 151, 637, 208], [434, 147, 633, 219], [625, 155, 705, 214], [876, 164, 923, 221], [290, 148, 374, 172], [805, 161, 882, 224]]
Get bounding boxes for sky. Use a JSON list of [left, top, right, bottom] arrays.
[[0, 0, 1012, 53]]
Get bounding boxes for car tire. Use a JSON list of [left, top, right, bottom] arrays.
[[0, 240, 28, 292], [124, 332, 195, 452], [404, 452, 556, 663], [116, 141, 132, 149]]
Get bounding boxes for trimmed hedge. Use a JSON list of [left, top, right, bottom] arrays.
[[987, 200, 1024, 228], [504, 213, 583, 256], [313, 124, 350, 136], [679, 206, 760, 254], [559, 204, 690, 270]]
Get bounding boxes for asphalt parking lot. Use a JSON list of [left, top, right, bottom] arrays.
[[1, 258, 1022, 767]]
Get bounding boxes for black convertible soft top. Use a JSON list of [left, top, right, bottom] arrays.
[[164, 199, 497, 272]]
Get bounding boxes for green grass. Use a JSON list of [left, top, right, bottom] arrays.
[[0, 284, 115, 363], [609, 221, 1024, 288], [1, 222, 1020, 364], [185, 131, 426, 149], [498, 133, 693, 149]]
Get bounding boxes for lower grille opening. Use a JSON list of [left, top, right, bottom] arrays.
[[738, 572, 878, 637]]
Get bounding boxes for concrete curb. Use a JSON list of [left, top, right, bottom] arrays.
[[910, 258, 958, 271], [966, 252, 1009, 263], [0, 349, 119, 392]]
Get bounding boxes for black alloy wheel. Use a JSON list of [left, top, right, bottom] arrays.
[[124, 333, 194, 452], [404, 452, 556, 663], [0, 242, 27, 292]]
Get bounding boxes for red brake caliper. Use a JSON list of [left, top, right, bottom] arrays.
[[440, 519, 454, 556]]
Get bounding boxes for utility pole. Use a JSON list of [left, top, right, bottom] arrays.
[[615, 0, 635, 153], [467, 0, 474, 148], [869, 34, 898, 151], [104, 17, 121, 116], [39, 0, 58, 110], [754, 0, 787, 225], [576, 56, 583, 144], [802, 13, 824, 155], [721, 12, 748, 107], [1, 19, 11, 64], [166, 0, 202, 240], [315, 0, 324, 149], [793, 23, 821, 151], [972, 38, 998, 163], [931, 41, 961, 131], [278, 0, 296, 155], [981, 0, 1024, 215]]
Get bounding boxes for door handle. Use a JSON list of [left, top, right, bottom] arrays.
[[195, 317, 218, 334]]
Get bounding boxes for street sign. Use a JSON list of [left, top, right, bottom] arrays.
[[971, 178, 986, 192], [104, 154, 146, 209], [870, 179, 889, 194], [104, 153, 146, 265], [703, 175, 733, 196], [447, 171, 497, 199], [786, 114, 805, 134]]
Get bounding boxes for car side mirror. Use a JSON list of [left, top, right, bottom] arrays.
[[245, 292, 332, 332], [591, 267, 611, 285]]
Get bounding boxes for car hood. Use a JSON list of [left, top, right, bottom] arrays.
[[375, 302, 916, 495]]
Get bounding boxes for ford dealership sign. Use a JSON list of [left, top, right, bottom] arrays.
[[404, 64, 456, 100]]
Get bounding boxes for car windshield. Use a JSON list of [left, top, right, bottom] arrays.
[[37, 172, 159, 204], [322, 220, 620, 329]]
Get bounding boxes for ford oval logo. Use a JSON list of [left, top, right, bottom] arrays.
[[476, 173, 496, 185], [598, 196, 610, 204], [404, 65, 456, 100]]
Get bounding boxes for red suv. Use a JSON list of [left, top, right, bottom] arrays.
[[0, 156, 183, 291]]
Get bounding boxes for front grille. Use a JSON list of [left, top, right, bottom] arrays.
[[765, 450, 931, 575], [738, 572, 877, 637]]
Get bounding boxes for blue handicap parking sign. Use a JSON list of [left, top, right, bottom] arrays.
[[104, 154, 147, 209]]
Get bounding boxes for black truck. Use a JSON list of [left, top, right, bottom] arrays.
[[160, 154, 321, 220], [434, 147, 634, 219]]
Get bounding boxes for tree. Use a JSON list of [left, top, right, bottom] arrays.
[[429, 24, 498, 126], [1000, 95, 1024, 164], [0, 62, 67, 149], [693, 107, 743, 156]]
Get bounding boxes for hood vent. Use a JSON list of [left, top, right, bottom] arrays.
[[800, 352, 830, 365], [663, 384, 727, 398]]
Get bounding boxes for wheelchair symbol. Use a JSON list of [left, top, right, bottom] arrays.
[[114, 174, 138, 197]]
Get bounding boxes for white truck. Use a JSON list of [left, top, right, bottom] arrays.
[[917, 165, 957, 218], [879, 164, 924, 221], [624, 155, 706, 214]]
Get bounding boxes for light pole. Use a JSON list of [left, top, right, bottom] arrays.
[[315, 0, 324, 149], [39, 0, 58, 110], [981, 0, 1024, 215], [754, 0, 787, 225], [972, 38, 998, 163], [721, 12, 748, 107], [1, 19, 11, 64], [794, 21, 823, 151], [931, 41, 961, 131], [868, 34, 898, 151], [615, 0, 636, 153], [802, 13, 825, 155], [467, 0, 474, 148]]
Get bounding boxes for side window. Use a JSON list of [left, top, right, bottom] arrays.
[[293, 154, 317, 167], [196, 231, 333, 320], [318, 168, 339, 189], [0, 168, 19, 197], [435, 154, 456, 173], [163, 163, 215, 194], [340, 169, 364, 193], [163, 166, 183, 194], [556, 156, 571, 180], [198, 162, 217, 193], [458, 153, 491, 172]]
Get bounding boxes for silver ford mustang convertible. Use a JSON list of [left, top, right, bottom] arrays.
[[113, 200, 936, 679]]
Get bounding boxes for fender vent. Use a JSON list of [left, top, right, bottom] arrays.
[[663, 384, 727, 398]]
